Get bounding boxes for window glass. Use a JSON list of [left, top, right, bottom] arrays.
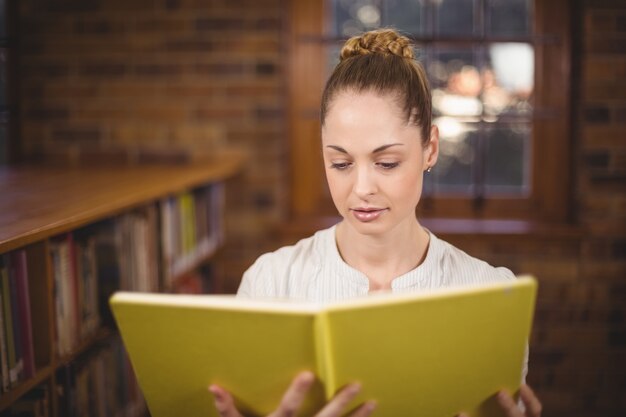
[[484, 124, 531, 195], [484, 43, 534, 117], [326, 0, 534, 198], [429, 48, 481, 118], [430, 119, 478, 193], [331, 0, 381, 37], [435, 0, 476, 37], [487, 0, 531, 36], [382, 0, 425, 35]]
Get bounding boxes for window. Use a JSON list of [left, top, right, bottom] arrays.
[[287, 0, 571, 223]]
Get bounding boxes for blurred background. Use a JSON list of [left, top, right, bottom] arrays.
[[1, 0, 625, 416]]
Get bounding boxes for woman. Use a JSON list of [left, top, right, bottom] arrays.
[[209, 29, 542, 417]]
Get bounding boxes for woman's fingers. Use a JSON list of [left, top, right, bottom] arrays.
[[271, 371, 316, 417], [315, 383, 363, 417], [519, 384, 542, 417], [348, 400, 377, 417], [496, 390, 524, 417], [208, 385, 243, 417]]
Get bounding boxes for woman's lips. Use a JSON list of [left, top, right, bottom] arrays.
[[351, 208, 387, 222]]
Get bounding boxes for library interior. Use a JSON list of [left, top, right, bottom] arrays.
[[0, 0, 624, 416]]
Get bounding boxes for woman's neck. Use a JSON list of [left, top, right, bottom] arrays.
[[335, 218, 430, 291]]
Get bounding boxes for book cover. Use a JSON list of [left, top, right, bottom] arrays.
[[110, 277, 537, 417]]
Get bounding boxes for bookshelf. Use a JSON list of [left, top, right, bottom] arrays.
[[0, 154, 243, 416]]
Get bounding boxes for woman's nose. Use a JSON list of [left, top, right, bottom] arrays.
[[353, 166, 377, 198]]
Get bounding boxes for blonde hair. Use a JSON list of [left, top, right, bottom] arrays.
[[321, 29, 432, 144]]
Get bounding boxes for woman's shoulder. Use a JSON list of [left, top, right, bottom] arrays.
[[237, 226, 335, 297], [430, 233, 516, 284]]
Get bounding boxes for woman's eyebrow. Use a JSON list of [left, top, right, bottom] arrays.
[[325, 143, 404, 154], [325, 145, 348, 154], [372, 143, 404, 153]]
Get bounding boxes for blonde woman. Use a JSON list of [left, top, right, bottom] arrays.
[[210, 29, 542, 417]]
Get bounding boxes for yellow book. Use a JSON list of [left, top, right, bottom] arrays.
[[110, 276, 537, 417]]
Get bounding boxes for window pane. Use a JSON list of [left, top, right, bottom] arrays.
[[483, 43, 534, 117], [435, 0, 476, 37], [330, 0, 381, 37], [429, 48, 482, 117], [487, 0, 531, 36], [382, 0, 425, 35], [431, 117, 477, 194], [0, 48, 6, 108], [484, 124, 530, 195]]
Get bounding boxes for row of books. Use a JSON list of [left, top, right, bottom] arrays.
[[50, 234, 101, 359], [160, 183, 224, 288], [0, 250, 35, 393], [1, 384, 50, 417], [55, 337, 144, 417], [50, 206, 162, 357], [0, 185, 222, 407], [0, 332, 144, 416]]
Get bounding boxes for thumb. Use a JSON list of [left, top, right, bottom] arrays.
[[209, 385, 243, 417]]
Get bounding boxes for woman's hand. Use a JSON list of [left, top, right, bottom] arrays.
[[208, 371, 377, 417], [458, 384, 542, 417]]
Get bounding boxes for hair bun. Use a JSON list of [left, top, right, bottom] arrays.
[[340, 29, 414, 61]]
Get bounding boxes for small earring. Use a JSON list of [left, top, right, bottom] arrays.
[[426, 166, 432, 173]]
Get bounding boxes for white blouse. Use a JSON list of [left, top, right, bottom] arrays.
[[238, 224, 516, 301]]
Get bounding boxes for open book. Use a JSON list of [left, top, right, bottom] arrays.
[[110, 276, 536, 417]]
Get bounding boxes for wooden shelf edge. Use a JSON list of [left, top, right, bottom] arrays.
[[0, 365, 53, 411], [0, 153, 245, 254]]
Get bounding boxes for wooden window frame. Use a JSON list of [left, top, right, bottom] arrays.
[[287, 0, 572, 224]]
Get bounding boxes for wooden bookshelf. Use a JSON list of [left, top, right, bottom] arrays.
[[0, 154, 243, 416]]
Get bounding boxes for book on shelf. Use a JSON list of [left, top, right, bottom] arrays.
[[115, 207, 159, 293], [0, 250, 37, 391], [10, 250, 36, 379], [160, 184, 225, 289], [50, 234, 77, 357], [110, 276, 537, 417], [55, 337, 144, 417]]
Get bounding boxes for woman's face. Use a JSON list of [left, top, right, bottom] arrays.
[[321, 90, 438, 236]]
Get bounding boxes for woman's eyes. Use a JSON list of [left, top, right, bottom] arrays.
[[377, 162, 399, 170], [330, 162, 351, 170], [329, 162, 400, 170]]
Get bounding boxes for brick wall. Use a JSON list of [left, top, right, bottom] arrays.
[[570, 0, 626, 414], [18, 0, 287, 267], [17, 0, 626, 416]]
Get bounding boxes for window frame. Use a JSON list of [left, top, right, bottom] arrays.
[[287, 0, 572, 223]]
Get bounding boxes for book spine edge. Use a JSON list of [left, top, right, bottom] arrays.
[[314, 312, 336, 400]]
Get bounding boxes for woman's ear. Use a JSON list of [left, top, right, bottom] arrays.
[[423, 125, 439, 170]]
